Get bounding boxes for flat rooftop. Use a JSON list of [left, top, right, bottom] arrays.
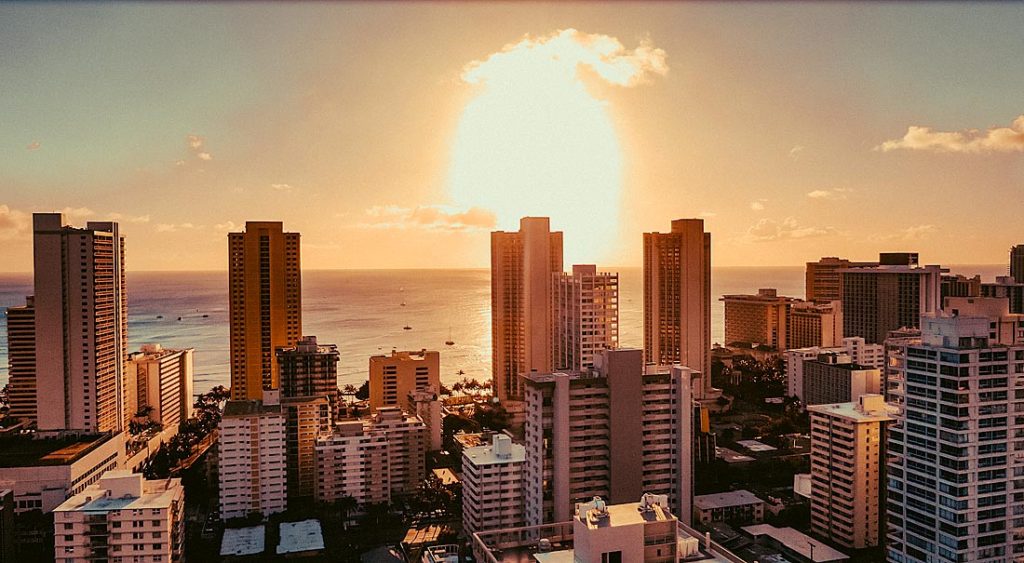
[[807, 401, 895, 423], [464, 441, 526, 466], [220, 525, 266, 557], [0, 434, 112, 468], [223, 400, 281, 417], [56, 476, 182, 513], [277, 519, 325, 555], [694, 490, 765, 510], [432, 468, 459, 485], [742, 524, 848, 562], [736, 440, 777, 452], [578, 501, 672, 529]]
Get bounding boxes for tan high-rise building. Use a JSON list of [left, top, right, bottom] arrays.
[[806, 257, 859, 302], [491, 217, 563, 406], [643, 219, 711, 398], [1011, 244, 1024, 283], [277, 336, 340, 417], [809, 394, 893, 549], [126, 344, 194, 428], [841, 256, 942, 344], [228, 221, 302, 401], [720, 288, 799, 351], [5, 296, 36, 424], [789, 300, 843, 349], [552, 264, 619, 371], [369, 349, 440, 412], [524, 349, 698, 526], [33, 213, 128, 432]]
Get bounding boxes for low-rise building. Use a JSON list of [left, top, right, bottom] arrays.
[[693, 490, 766, 526], [52, 471, 184, 563], [785, 336, 883, 401], [462, 434, 526, 536], [742, 524, 849, 563], [218, 391, 287, 519], [126, 344, 195, 428]]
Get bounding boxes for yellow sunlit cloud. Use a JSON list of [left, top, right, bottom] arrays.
[[448, 29, 667, 265]]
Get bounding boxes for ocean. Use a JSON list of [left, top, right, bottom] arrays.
[[0, 265, 1006, 393]]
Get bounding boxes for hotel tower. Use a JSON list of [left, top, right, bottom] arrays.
[[228, 221, 302, 401]]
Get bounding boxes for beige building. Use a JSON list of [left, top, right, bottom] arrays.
[[784, 336, 884, 401], [370, 407, 428, 495], [0, 432, 126, 514], [4, 296, 36, 424], [524, 349, 697, 527], [126, 345, 194, 428], [282, 396, 332, 500], [369, 349, 440, 413], [721, 288, 799, 351], [805, 257, 875, 303], [808, 395, 893, 549], [53, 471, 184, 563], [315, 420, 391, 508], [789, 300, 843, 349], [33, 213, 128, 433], [461, 434, 526, 536], [552, 265, 619, 371], [228, 221, 302, 401], [840, 255, 943, 344], [643, 219, 712, 398], [491, 217, 563, 408], [408, 389, 442, 451], [217, 391, 287, 518]]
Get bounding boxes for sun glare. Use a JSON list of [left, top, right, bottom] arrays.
[[449, 30, 666, 264]]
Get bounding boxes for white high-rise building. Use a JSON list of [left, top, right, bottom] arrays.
[[218, 391, 287, 519], [552, 265, 619, 371], [808, 394, 893, 549], [53, 471, 184, 563], [785, 336, 884, 400], [462, 434, 526, 536], [33, 213, 128, 432], [886, 297, 1024, 562], [315, 420, 391, 508]]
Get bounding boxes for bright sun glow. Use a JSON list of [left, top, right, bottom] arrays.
[[449, 29, 667, 264]]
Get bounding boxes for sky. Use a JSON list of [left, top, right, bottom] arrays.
[[1, 2, 1022, 271]]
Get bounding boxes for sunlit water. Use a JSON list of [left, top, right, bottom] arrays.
[[0, 265, 1005, 393]]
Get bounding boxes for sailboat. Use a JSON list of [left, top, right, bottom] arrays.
[[445, 324, 454, 346]]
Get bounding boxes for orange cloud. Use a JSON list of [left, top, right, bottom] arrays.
[[746, 217, 836, 242], [358, 205, 497, 232], [877, 115, 1024, 153]]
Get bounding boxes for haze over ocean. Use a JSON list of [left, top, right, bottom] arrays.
[[0, 265, 1006, 394]]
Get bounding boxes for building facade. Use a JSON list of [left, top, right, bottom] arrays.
[[785, 337, 884, 401], [801, 352, 882, 406], [693, 490, 766, 526], [33, 213, 128, 433], [552, 264, 619, 371], [806, 257, 876, 303], [5, 297, 36, 424], [491, 217, 563, 407], [789, 300, 843, 349], [721, 288, 799, 351], [228, 221, 302, 401], [126, 345, 194, 428], [980, 276, 1024, 314], [53, 471, 184, 563], [808, 395, 892, 549], [217, 392, 287, 518], [461, 434, 526, 536], [1011, 244, 1024, 284], [314, 421, 391, 508], [841, 257, 942, 344], [523, 349, 696, 527], [282, 396, 331, 501], [643, 219, 712, 398], [369, 349, 440, 413], [277, 336, 340, 415], [886, 298, 1024, 562]]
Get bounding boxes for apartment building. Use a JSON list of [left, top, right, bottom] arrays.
[[126, 345, 194, 428], [785, 337, 884, 401], [217, 392, 287, 519], [369, 349, 440, 413], [461, 434, 526, 536], [552, 264, 619, 371]]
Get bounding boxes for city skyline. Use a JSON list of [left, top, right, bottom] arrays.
[[2, 3, 1022, 271]]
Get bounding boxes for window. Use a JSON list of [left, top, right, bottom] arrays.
[[601, 552, 622, 563]]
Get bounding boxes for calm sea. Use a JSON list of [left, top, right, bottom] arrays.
[[0, 265, 1006, 393]]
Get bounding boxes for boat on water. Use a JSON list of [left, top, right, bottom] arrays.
[[202, 314, 209, 318], [156, 315, 163, 319], [177, 317, 182, 321], [445, 325, 454, 346], [457, 369, 465, 376], [403, 325, 412, 330]]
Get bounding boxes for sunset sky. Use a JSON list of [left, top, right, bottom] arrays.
[[1, 2, 1022, 271]]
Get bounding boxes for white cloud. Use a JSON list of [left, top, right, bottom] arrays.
[[271, 184, 294, 192], [214, 221, 239, 232], [107, 213, 151, 224], [877, 115, 1024, 153], [181, 134, 213, 163], [699, 210, 717, 218], [788, 145, 804, 160], [750, 199, 766, 212], [0, 205, 30, 240], [357, 205, 497, 232], [806, 188, 852, 201], [155, 222, 198, 233], [60, 207, 94, 221], [463, 28, 668, 90], [745, 217, 836, 242], [196, 152, 213, 161]]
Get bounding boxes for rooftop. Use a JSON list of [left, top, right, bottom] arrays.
[[464, 435, 526, 466], [55, 472, 182, 513], [432, 468, 459, 486], [220, 526, 266, 557], [223, 399, 281, 417], [807, 394, 895, 423], [277, 519, 325, 555], [736, 439, 777, 453], [576, 498, 673, 529], [742, 524, 848, 562], [694, 490, 765, 511], [0, 433, 114, 468]]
